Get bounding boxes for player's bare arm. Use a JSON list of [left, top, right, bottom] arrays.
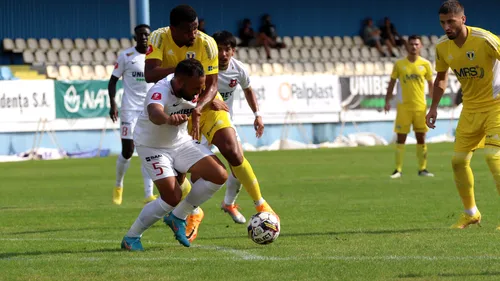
[[427, 79, 434, 99], [426, 71, 448, 128], [107, 75, 120, 122], [144, 59, 176, 83], [147, 103, 188, 126], [243, 87, 264, 138], [384, 79, 397, 113], [190, 73, 218, 140]]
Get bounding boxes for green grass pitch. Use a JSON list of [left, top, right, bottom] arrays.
[[2, 143, 500, 281]]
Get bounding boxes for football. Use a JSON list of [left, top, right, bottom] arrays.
[[247, 212, 280, 245]]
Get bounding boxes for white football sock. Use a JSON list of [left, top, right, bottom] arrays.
[[255, 197, 265, 207], [126, 197, 174, 237], [224, 173, 242, 205], [115, 154, 131, 187], [173, 178, 222, 220], [465, 206, 478, 216], [141, 165, 154, 198], [191, 207, 202, 215]]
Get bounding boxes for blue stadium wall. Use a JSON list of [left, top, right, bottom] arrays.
[[1, 0, 498, 39]]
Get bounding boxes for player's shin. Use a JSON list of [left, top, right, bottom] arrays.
[[416, 144, 428, 170], [395, 144, 405, 172], [126, 197, 175, 237], [452, 152, 476, 212], [141, 165, 154, 198], [484, 146, 500, 195], [224, 172, 242, 205], [231, 158, 263, 204], [172, 178, 223, 219], [116, 154, 131, 187]]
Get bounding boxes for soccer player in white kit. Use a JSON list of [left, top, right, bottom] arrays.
[[108, 24, 157, 205], [211, 31, 267, 224], [121, 59, 228, 250]]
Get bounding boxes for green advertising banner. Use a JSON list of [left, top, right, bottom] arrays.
[[55, 80, 123, 119]]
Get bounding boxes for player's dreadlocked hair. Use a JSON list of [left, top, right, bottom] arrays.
[[175, 59, 204, 77], [170, 5, 198, 27], [439, 0, 464, 15], [212, 31, 237, 48]]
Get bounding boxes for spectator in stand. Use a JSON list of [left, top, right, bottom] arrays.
[[380, 17, 405, 47], [198, 19, 207, 33], [362, 17, 396, 57], [259, 14, 285, 49], [238, 17, 284, 60]]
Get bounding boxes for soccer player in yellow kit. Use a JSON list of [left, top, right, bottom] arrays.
[[385, 35, 435, 179], [145, 5, 277, 242], [426, 0, 500, 228]]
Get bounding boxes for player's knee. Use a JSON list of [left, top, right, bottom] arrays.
[[121, 150, 133, 159], [160, 188, 182, 207], [451, 152, 471, 171], [206, 165, 228, 185]]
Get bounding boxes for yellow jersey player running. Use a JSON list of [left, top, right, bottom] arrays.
[[144, 5, 277, 243], [426, 0, 500, 229], [384, 35, 435, 179]]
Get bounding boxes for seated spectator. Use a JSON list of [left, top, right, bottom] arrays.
[[362, 17, 396, 57], [198, 19, 207, 33], [259, 14, 285, 49], [238, 17, 284, 60], [380, 17, 405, 47]]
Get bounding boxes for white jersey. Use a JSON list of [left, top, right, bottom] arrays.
[[112, 47, 153, 111], [133, 74, 196, 149], [217, 58, 251, 117]]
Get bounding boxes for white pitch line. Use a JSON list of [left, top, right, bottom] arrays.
[[3, 237, 500, 262], [0, 237, 267, 260]]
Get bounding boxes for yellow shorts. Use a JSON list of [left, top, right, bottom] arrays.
[[454, 110, 500, 152], [188, 94, 233, 144], [394, 109, 428, 134]]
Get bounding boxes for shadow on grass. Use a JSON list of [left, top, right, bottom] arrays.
[[399, 271, 500, 279], [0, 248, 121, 260]]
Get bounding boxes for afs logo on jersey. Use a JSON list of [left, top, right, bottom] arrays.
[[453, 66, 485, 79], [146, 45, 153, 55], [151, 92, 162, 100], [229, 79, 238, 88], [186, 51, 196, 59], [466, 51, 475, 61]]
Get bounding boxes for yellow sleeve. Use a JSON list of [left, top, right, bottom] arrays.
[[201, 36, 219, 75], [424, 61, 433, 81], [390, 62, 399, 80], [484, 31, 500, 61], [435, 46, 449, 72], [146, 29, 165, 61]]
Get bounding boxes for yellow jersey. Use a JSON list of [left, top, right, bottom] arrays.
[[391, 56, 433, 111], [146, 27, 219, 76], [435, 26, 500, 112]]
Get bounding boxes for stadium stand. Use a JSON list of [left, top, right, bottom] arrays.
[[1, 35, 442, 80]]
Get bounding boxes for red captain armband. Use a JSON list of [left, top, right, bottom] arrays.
[[151, 92, 162, 100], [146, 45, 153, 55]]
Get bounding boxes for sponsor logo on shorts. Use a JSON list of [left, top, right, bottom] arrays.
[[151, 92, 162, 100], [121, 121, 131, 125], [145, 155, 162, 162]]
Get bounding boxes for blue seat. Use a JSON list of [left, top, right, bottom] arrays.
[[0, 66, 18, 80]]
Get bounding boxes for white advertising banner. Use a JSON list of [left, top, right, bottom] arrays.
[[231, 74, 342, 125], [0, 80, 55, 123]]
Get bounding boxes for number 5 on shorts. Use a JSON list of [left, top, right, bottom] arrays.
[[152, 162, 163, 176]]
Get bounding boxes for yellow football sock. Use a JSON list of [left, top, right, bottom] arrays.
[[416, 144, 428, 170], [485, 146, 500, 195], [231, 158, 262, 202], [395, 144, 405, 172], [452, 152, 476, 209], [180, 178, 192, 201]]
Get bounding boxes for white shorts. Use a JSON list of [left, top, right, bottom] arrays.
[[120, 110, 141, 140], [136, 140, 214, 181], [200, 122, 241, 149]]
